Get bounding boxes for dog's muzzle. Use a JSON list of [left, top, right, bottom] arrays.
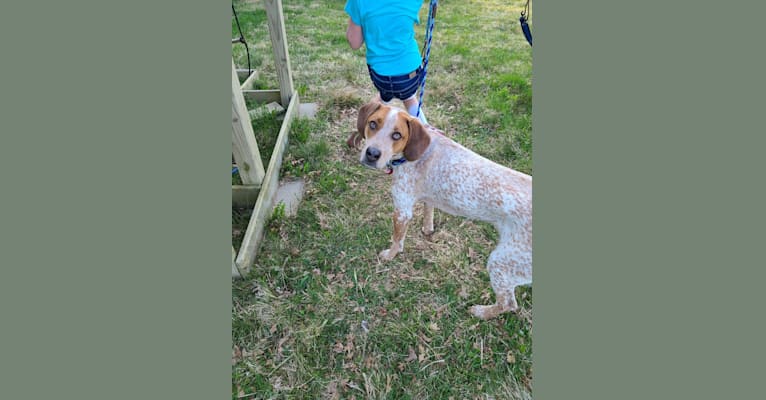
[[364, 146, 381, 165]]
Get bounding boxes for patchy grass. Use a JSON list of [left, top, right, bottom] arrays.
[[232, 0, 532, 398]]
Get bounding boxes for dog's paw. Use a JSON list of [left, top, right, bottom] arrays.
[[378, 249, 398, 261], [421, 227, 435, 236], [470, 303, 517, 320], [469, 305, 498, 320]]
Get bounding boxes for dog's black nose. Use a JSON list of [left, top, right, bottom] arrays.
[[365, 147, 381, 163]]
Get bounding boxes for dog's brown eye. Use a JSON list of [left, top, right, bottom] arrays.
[[392, 132, 402, 140], [369, 121, 377, 130]]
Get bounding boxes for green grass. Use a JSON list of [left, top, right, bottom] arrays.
[[232, 0, 532, 398]]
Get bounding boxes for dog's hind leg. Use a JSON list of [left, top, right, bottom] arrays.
[[469, 238, 531, 320], [421, 202, 434, 236]]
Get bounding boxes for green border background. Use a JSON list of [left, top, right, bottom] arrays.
[[0, 1, 230, 398], [2, 1, 766, 399], [534, 1, 766, 398]]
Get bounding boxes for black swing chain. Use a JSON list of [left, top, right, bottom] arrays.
[[232, 4, 252, 76]]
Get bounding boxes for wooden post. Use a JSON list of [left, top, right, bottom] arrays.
[[235, 93, 299, 274], [232, 0, 301, 277], [232, 59, 265, 185], [264, 0, 294, 106]]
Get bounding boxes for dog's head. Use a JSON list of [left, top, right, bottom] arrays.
[[356, 101, 431, 172]]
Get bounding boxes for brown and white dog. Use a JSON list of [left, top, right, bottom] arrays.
[[355, 101, 532, 320]]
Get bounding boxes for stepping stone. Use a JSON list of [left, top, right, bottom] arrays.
[[298, 102, 318, 119], [249, 102, 285, 119], [272, 178, 305, 217]]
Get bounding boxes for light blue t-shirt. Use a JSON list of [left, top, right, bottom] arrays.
[[345, 0, 423, 76]]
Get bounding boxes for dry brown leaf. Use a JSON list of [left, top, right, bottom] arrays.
[[343, 361, 358, 371], [434, 304, 449, 318], [429, 322, 440, 332], [344, 333, 355, 358], [467, 247, 478, 261], [325, 381, 340, 400], [318, 213, 331, 230], [405, 346, 417, 362], [418, 344, 426, 362], [232, 346, 242, 360], [332, 341, 345, 353], [506, 351, 516, 364]]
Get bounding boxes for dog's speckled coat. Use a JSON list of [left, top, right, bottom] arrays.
[[356, 102, 532, 319]]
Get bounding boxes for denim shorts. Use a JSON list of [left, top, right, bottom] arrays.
[[367, 65, 424, 102]]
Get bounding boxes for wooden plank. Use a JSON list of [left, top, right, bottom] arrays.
[[232, 184, 261, 208], [242, 89, 281, 105], [264, 0, 294, 106], [235, 92, 300, 274], [232, 59, 265, 185], [240, 70, 259, 91], [232, 246, 241, 278]]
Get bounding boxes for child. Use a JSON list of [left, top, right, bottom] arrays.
[[344, 0, 429, 126]]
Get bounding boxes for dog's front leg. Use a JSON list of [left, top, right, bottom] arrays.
[[379, 208, 412, 261]]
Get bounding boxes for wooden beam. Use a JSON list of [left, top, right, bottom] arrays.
[[232, 184, 261, 209], [235, 92, 300, 274], [240, 70, 259, 91], [242, 89, 281, 105], [232, 246, 241, 278], [264, 0, 294, 106], [232, 59, 265, 185]]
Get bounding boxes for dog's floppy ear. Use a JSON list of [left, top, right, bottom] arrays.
[[356, 101, 382, 135], [404, 117, 431, 161]]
